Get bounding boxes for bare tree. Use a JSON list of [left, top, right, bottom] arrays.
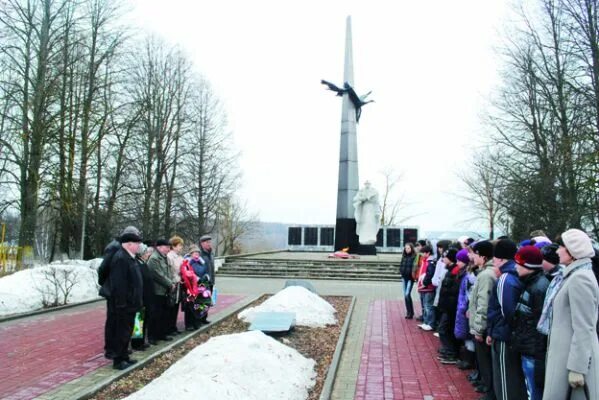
[[457, 152, 506, 239], [216, 196, 258, 255], [378, 167, 406, 226]]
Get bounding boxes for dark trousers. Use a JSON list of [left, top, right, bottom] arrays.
[[476, 338, 496, 399], [402, 279, 415, 317], [166, 302, 180, 333], [148, 295, 168, 340], [183, 300, 210, 329], [438, 311, 460, 356], [104, 301, 115, 355], [491, 340, 527, 400], [112, 309, 136, 363]]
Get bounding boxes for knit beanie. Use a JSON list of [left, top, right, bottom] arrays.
[[561, 229, 595, 259], [514, 245, 543, 269], [473, 241, 493, 259], [456, 249, 470, 264], [494, 239, 517, 260], [541, 243, 560, 265], [188, 245, 201, 255], [443, 248, 458, 263]]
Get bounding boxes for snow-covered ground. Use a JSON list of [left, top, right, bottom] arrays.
[[125, 330, 316, 400], [238, 286, 337, 327], [0, 258, 102, 317]]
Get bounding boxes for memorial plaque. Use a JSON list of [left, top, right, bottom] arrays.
[[320, 227, 334, 246], [288, 227, 302, 245], [403, 228, 418, 245], [249, 312, 296, 333], [375, 229, 384, 247], [304, 227, 318, 246], [387, 228, 402, 247]]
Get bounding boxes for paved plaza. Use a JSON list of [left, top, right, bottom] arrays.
[[0, 276, 479, 399]]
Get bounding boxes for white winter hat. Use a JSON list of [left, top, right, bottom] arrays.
[[561, 229, 595, 259]]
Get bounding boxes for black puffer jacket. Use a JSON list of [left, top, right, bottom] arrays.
[[438, 264, 462, 314], [399, 254, 416, 281], [512, 271, 549, 356]]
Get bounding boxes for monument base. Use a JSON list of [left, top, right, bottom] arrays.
[[356, 244, 377, 255], [334, 218, 360, 253]]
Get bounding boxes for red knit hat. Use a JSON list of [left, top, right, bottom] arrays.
[[514, 245, 543, 269]]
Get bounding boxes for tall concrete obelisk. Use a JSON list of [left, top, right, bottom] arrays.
[[334, 16, 360, 252]]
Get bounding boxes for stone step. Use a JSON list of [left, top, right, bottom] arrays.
[[220, 263, 399, 272], [222, 261, 400, 269], [217, 269, 401, 280], [219, 265, 400, 274], [217, 272, 401, 282], [228, 259, 400, 267]]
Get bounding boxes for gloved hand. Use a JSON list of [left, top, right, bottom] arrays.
[[568, 371, 584, 388]]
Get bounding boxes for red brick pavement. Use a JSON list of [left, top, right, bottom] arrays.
[[0, 294, 245, 400], [355, 300, 480, 400]]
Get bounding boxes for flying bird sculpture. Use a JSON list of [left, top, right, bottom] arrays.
[[321, 79, 374, 122]]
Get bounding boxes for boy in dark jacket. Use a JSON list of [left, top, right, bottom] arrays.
[[513, 246, 549, 400], [486, 239, 527, 400]]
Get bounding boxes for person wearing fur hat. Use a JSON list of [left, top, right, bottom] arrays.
[[542, 229, 599, 400], [468, 240, 497, 398], [512, 246, 550, 400], [486, 239, 528, 400]]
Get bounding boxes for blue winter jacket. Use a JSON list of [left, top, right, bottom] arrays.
[[188, 257, 208, 280], [487, 260, 524, 342]]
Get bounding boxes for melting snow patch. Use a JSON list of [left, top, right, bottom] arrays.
[[0, 259, 102, 317], [238, 286, 337, 327], [125, 330, 316, 400]]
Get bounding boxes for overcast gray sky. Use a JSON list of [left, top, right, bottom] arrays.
[[129, 0, 509, 234]]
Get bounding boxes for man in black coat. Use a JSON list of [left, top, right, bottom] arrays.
[[99, 226, 140, 359], [108, 231, 143, 370]]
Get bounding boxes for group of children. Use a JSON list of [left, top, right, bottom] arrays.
[[399, 230, 599, 400]]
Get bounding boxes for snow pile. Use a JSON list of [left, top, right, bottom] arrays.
[[125, 330, 316, 400], [0, 260, 101, 317], [238, 286, 337, 327]]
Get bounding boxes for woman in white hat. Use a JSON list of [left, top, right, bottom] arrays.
[[542, 229, 599, 400]]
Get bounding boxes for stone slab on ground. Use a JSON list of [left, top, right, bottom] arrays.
[[0, 294, 245, 400]]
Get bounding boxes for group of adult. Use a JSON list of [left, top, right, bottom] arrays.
[[399, 229, 599, 400], [97, 226, 216, 370]]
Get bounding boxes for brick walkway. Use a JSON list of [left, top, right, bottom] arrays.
[[354, 300, 479, 400], [0, 294, 244, 400]]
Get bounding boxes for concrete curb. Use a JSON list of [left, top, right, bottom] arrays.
[[75, 294, 261, 400], [0, 297, 104, 323], [319, 296, 356, 400]]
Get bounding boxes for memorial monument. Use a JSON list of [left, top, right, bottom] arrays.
[[321, 16, 375, 254], [353, 181, 381, 254]]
